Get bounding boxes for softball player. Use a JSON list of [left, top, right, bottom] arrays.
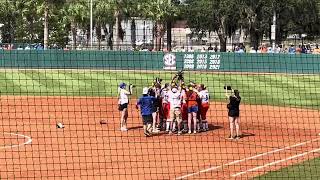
[[198, 84, 210, 131], [180, 85, 188, 132], [118, 83, 133, 131], [160, 83, 170, 132], [184, 85, 199, 134], [167, 86, 182, 135]]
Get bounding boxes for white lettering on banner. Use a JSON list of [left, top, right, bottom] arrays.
[[209, 54, 221, 70], [183, 53, 221, 70], [196, 54, 208, 69], [183, 54, 195, 69], [184, 64, 195, 69], [209, 65, 220, 69]]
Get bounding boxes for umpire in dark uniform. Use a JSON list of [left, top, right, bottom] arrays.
[[226, 89, 241, 139]]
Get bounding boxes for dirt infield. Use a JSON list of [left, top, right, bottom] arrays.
[[0, 96, 319, 179]]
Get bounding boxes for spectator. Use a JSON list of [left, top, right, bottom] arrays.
[[261, 45, 267, 53], [274, 45, 281, 53], [301, 45, 307, 54], [181, 46, 186, 52], [208, 44, 214, 51], [313, 44, 320, 54], [249, 47, 257, 53], [236, 47, 245, 53], [7, 44, 13, 50], [257, 46, 262, 53], [214, 45, 218, 52], [267, 47, 274, 53], [25, 45, 31, 50], [306, 44, 312, 53], [288, 45, 296, 54], [296, 45, 302, 54]]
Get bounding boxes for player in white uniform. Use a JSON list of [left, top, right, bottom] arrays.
[[160, 84, 170, 131], [167, 86, 182, 135], [198, 84, 210, 131], [118, 83, 133, 131]]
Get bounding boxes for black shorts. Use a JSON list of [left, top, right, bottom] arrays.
[[118, 103, 128, 111], [228, 110, 239, 117], [142, 115, 153, 125]]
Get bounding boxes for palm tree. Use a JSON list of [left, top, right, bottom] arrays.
[[65, 0, 88, 49], [95, 0, 115, 49], [141, 0, 178, 51], [40, 0, 65, 49]]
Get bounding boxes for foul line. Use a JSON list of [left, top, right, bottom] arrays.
[[175, 137, 320, 180], [232, 147, 320, 177], [0, 132, 32, 149]]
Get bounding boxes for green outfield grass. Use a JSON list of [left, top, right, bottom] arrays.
[[255, 157, 320, 179], [0, 70, 319, 109]]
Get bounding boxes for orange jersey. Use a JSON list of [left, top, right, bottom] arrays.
[[184, 91, 198, 107]]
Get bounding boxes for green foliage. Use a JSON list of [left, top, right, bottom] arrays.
[[139, 0, 179, 22], [184, 0, 242, 51], [0, 0, 319, 47]]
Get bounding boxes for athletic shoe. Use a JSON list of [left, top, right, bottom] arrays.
[[227, 135, 235, 140], [152, 129, 160, 133], [188, 130, 192, 134], [177, 131, 182, 135], [235, 135, 241, 140], [121, 127, 128, 131], [193, 131, 197, 134], [144, 131, 151, 137]]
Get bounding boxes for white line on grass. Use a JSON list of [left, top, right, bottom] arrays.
[[175, 138, 320, 180], [231, 147, 320, 177], [0, 132, 32, 149]]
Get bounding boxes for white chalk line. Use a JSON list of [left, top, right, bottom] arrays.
[[175, 137, 320, 180], [0, 132, 32, 149], [231, 147, 320, 177]]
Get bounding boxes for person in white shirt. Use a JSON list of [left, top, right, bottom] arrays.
[[198, 84, 210, 131], [249, 47, 257, 53], [118, 83, 133, 131], [160, 83, 170, 131], [167, 86, 182, 135]]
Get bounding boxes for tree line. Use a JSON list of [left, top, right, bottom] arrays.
[[0, 0, 319, 51]]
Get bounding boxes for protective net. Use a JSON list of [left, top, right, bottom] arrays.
[[0, 49, 319, 179]]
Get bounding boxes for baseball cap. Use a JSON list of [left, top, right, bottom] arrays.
[[119, 82, 126, 89], [142, 87, 149, 95]]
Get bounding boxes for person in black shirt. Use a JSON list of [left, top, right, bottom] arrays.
[[226, 89, 241, 139]]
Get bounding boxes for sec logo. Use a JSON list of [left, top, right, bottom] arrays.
[[163, 53, 176, 66]]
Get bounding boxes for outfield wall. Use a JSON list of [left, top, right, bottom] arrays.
[[0, 50, 319, 74]]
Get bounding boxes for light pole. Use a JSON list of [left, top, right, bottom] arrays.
[[143, 21, 146, 44], [271, 11, 276, 51], [90, 0, 93, 49], [0, 23, 3, 43]]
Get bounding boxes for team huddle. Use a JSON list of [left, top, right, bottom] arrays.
[[118, 72, 210, 137]]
